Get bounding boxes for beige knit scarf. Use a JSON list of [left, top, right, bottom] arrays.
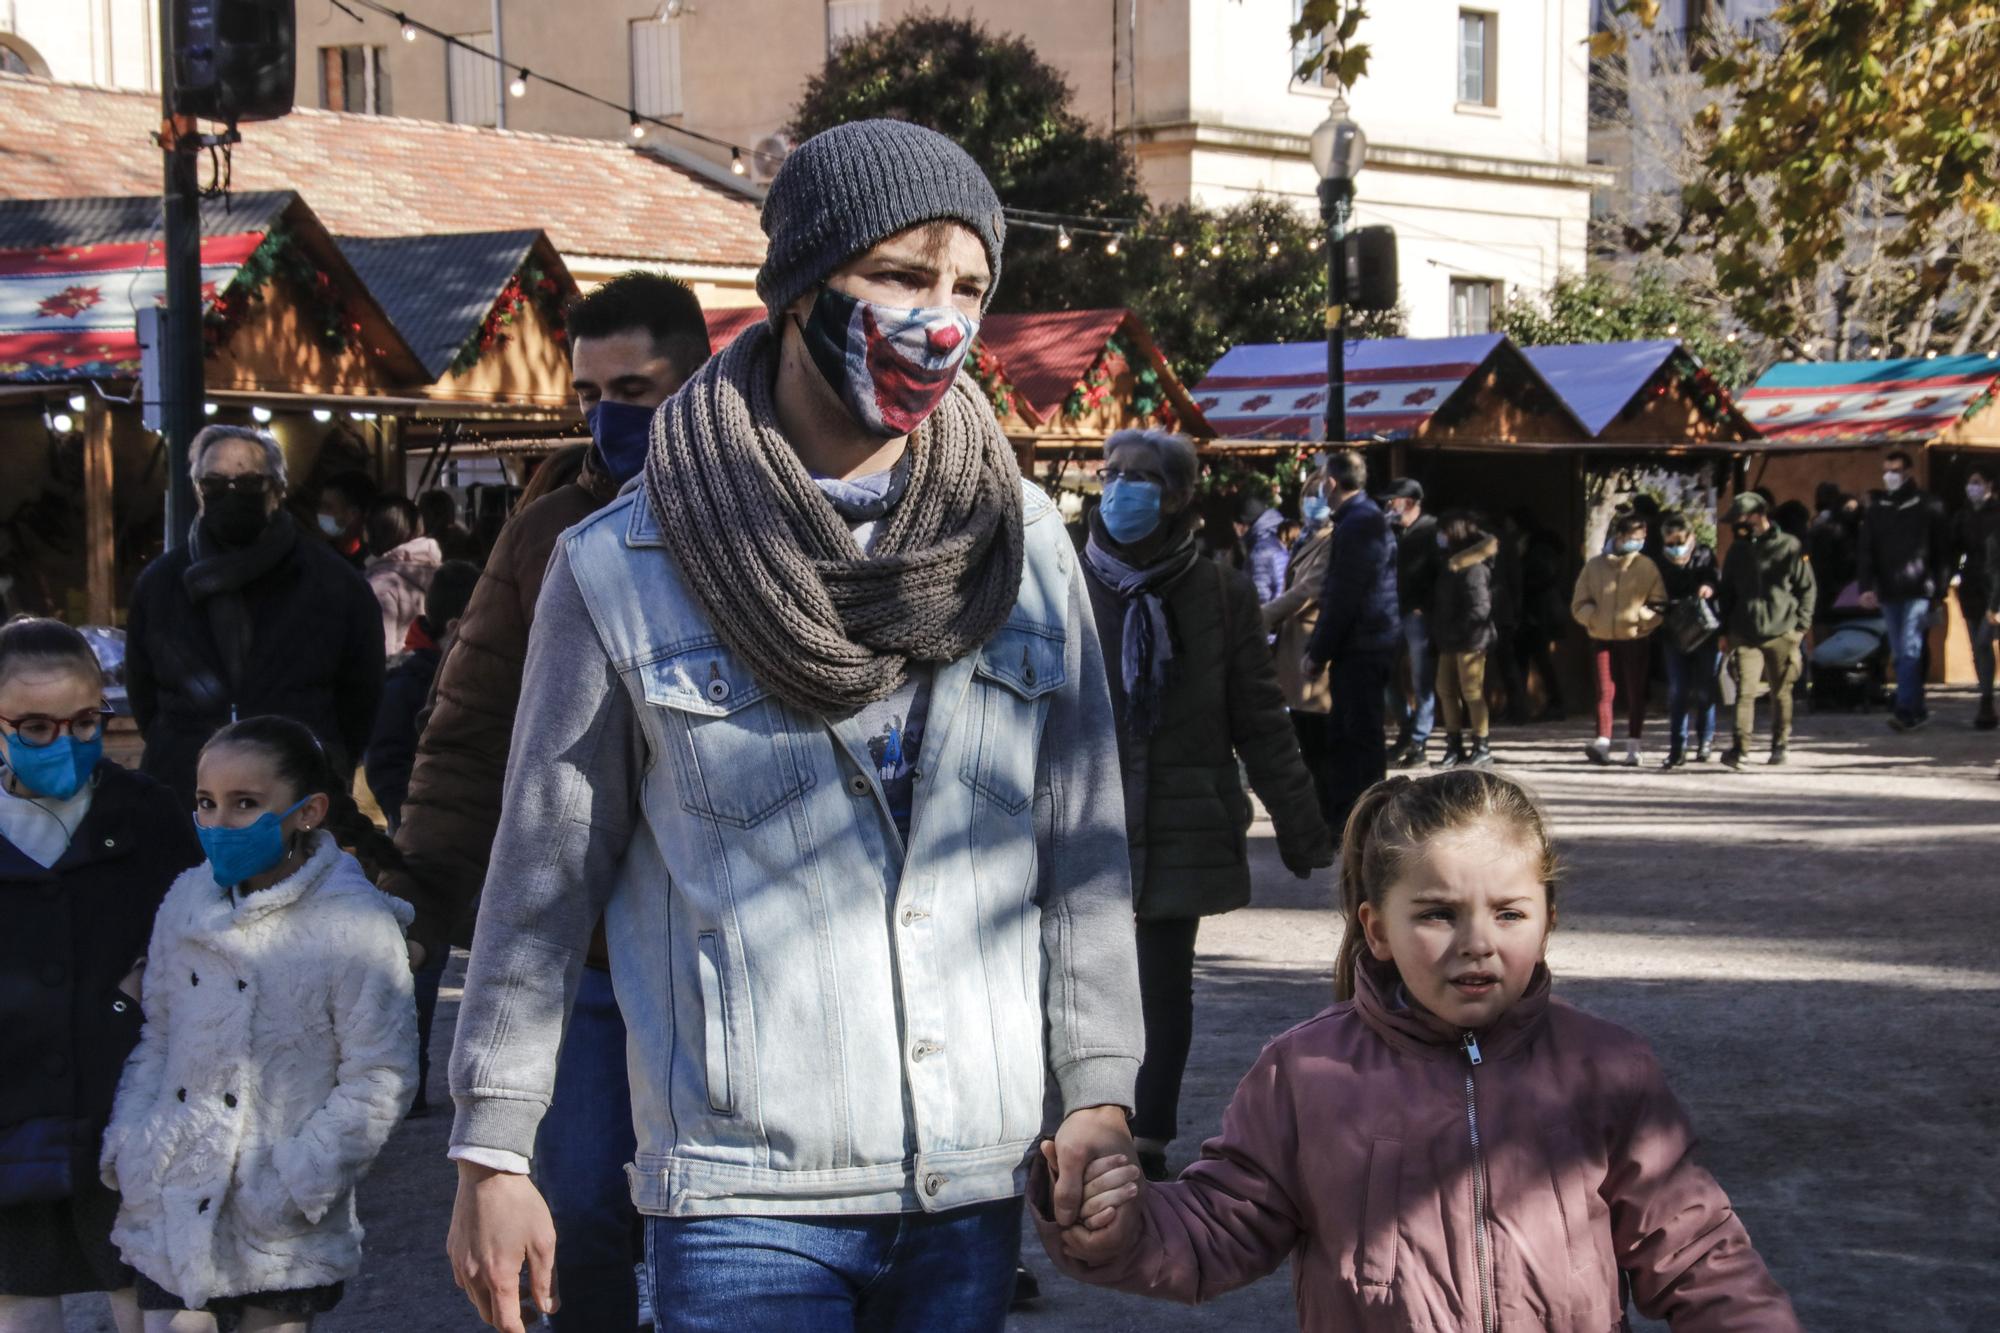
[[642, 321, 1024, 716]]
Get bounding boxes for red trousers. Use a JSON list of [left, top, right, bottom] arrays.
[[1592, 638, 1651, 739]]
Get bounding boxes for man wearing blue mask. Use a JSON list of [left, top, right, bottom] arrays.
[[445, 121, 1139, 1333], [379, 270, 709, 1333]]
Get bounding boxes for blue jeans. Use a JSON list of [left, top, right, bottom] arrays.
[[1397, 611, 1437, 747], [539, 966, 640, 1333], [645, 1199, 1023, 1333], [1663, 640, 1719, 748], [1880, 599, 1931, 717]]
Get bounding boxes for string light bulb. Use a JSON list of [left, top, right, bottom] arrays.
[[1725, 331, 1738, 343], [202, 403, 218, 416], [1209, 242, 1223, 258], [730, 147, 746, 175], [1665, 323, 1679, 336], [1056, 227, 1072, 251], [1104, 236, 1121, 256], [630, 117, 646, 139], [67, 392, 87, 412], [1171, 241, 1186, 259], [50, 412, 74, 433], [509, 69, 529, 97], [1266, 241, 1281, 257], [312, 408, 333, 423], [1307, 237, 1321, 251], [251, 406, 273, 423], [399, 15, 417, 40], [1926, 349, 1939, 359]]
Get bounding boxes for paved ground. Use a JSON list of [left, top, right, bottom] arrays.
[[65, 692, 2000, 1331]]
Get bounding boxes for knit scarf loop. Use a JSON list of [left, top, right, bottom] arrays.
[[642, 321, 1025, 716], [1082, 520, 1199, 736]]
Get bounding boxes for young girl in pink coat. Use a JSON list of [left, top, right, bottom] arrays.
[[1038, 768, 1800, 1332]]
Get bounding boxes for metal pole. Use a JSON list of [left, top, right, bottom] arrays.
[[1321, 178, 1352, 445], [159, 0, 203, 551], [492, 0, 506, 129]]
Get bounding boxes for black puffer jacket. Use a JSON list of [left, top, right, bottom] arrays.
[[1659, 542, 1721, 604], [1084, 543, 1333, 920], [0, 763, 202, 1202], [126, 518, 385, 805], [1857, 482, 1949, 602], [1430, 534, 1498, 654]]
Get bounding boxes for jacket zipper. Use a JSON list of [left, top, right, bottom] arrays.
[[1461, 1031, 1495, 1333]]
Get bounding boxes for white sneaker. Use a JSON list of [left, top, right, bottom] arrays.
[[1622, 741, 1642, 767]]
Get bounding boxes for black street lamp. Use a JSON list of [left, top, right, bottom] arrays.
[[1310, 98, 1366, 445]]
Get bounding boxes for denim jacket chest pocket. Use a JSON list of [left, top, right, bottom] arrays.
[[639, 641, 815, 827], [959, 621, 1066, 816]]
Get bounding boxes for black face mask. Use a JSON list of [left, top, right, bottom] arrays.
[[203, 492, 271, 547]]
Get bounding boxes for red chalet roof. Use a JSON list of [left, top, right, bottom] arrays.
[[0, 73, 766, 271]]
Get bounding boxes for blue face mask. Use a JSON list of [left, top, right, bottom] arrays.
[[1099, 479, 1164, 544], [586, 399, 656, 485], [2, 732, 101, 801], [1615, 539, 1644, 555], [1665, 542, 1693, 560], [197, 797, 310, 890], [1301, 496, 1331, 527]]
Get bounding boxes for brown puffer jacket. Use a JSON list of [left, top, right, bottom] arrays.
[[380, 452, 619, 967], [1036, 955, 1800, 1331]]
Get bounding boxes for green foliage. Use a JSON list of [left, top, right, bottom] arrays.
[[1124, 198, 1405, 387], [787, 12, 1145, 314], [1496, 268, 1751, 388], [1291, 1, 1373, 91], [1628, 1, 2000, 340]]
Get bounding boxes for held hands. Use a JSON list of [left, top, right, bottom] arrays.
[[1859, 590, 1880, 611], [1040, 1140, 1145, 1266], [447, 1161, 558, 1332]]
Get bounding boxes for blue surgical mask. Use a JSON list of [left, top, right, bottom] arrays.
[[2, 732, 101, 801], [1615, 539, 1644, 555], [586, 399, 655, 485], [1099, 479, 1164, 544], [1301, 496, 1331, 527], [197, 797, 310, 890], [1665, 542, 1693, 560], [317, 513, 344, 539]]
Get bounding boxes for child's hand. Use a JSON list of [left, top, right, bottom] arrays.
[[1041, 1141, 1145, 1265]]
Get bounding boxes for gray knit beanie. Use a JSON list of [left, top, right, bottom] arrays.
[[757, 119, 1007, 318]]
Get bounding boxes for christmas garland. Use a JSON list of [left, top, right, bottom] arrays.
[[203, 225, 359, 356], [449, 260, 568, 376], [969, 343, 1014, 419], [1060, 332, 1180, 426]]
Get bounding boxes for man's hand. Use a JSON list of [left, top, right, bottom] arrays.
[[1047, 1104, 1135, 1228], [447, 1161, 557, 1332], [1040, 1141, 1144, 1265], [1859, 590, 1880, 611], [1698, 585, 1714, 600]]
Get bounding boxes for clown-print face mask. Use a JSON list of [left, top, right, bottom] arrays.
[[798, 284, 978, 439]]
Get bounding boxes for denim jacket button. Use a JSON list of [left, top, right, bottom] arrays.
[[846, 775, 871, 797], [924, 1173, 945, 1197], [706, 676, 731, 703]]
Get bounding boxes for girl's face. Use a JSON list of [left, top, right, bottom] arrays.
[[194, 743, 327, 834], [0, 666, 103, 791], [1360, 820, 1551, 1031]]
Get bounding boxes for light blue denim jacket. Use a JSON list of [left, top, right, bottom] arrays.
[[448, 479, 1142, 1217]]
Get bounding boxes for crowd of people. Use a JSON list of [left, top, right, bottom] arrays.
[[7, 116, 1947, 1333]]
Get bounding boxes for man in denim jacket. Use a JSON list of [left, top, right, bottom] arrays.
[[444, 121, 1142, 1333]]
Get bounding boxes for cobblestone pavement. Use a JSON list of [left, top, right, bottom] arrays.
[[65, 695, 2000, 1331]]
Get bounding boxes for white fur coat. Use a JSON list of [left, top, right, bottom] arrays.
[[100, 832, 417, 1308]]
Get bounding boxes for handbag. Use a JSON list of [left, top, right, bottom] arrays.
[[1666, 593, 1721, 654]]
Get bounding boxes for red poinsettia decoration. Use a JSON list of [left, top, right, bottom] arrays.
[[38, 285, 102, 319]]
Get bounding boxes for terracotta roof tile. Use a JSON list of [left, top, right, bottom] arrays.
[[0, 73, 766, 270]]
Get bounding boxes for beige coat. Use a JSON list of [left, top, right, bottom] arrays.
[[1262, 526, 1332, 713], [1570, 550, 1666, 642]]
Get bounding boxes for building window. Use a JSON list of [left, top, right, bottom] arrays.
[[827, 0, 880, 54], [1450, 279, 1501, 335], [1457, 10, 1497, 107], [630, 19, 683, 119], [447, 31, 498, 127], [318, 45, 388, 114], [1291, 0, 1327, 83]]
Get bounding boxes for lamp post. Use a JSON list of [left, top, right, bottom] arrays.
[[1309, 99, 1366, 445]]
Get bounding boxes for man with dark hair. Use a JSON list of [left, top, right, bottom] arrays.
[[381, 271, 712, 1333], [316, 469, 378, 568], [417, 487, 481, 564], [1380, 477, 1438, 767], [1858, 448, 1950, 730], [444, 121, 1139, 1332], [1950, 465, 2000, 728], [1300, 448, 1400, 835]]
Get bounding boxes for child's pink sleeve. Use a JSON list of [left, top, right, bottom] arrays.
[[1031, 1040, 1307, 1303], [1604, 1046, 1803, 1332]]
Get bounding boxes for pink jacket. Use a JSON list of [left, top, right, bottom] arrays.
[[1036, 958, 1800, 1331]]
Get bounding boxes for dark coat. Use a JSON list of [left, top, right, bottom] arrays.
[[1518, 528, 1570, 632], [1393, 512, 1441, 615], [1430, 534, 1498, 655], [1659, 543, 1722, 604], [1307, 493, 1401, 664], [364, 645, 441, 834], [1856, 482, 1949, 602], [1950, 497, 2000, 616], [126, 520, 385, 805], [1084, 555, 1333, 920], [0, 763, 203, 1201], [378, 458, 618, 964], [1808, 507, 1861, 616], [1719, 528, 1816, 643]]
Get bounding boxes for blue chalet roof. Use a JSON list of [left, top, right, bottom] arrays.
[[335, 231, 544, 379], [1519, 340, 1683, 437]]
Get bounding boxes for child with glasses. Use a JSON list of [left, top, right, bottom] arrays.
[[0, 618, 204, 1333]]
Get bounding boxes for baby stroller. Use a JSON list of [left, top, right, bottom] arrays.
[[1810, 583, 1891, 712]]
